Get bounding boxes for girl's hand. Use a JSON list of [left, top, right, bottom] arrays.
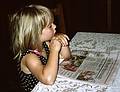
[[49, 36, 62, 52], [53, 33, 70, 47]]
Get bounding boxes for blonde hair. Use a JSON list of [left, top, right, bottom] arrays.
[[9, 5, 54, 60]]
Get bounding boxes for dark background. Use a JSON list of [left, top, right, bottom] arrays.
[[0, 0, 120, 92]]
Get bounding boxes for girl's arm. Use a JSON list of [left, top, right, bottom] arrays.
[[23, 38, 62, 85], [60, 46, 71, 60]]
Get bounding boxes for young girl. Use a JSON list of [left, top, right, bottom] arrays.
[[9, 5, 71, 92]]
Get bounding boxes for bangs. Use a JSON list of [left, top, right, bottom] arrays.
[[45, 12, 54, 26]]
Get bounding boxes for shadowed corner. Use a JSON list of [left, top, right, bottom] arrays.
[[0, 3, 25, 92]]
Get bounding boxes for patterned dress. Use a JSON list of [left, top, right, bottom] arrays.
[[16, 42, 49, 92]]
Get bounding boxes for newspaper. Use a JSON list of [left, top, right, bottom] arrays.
[[58, 50, 120, 85]]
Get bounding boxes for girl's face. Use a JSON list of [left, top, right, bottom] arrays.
[[40, 23, 56, 42]]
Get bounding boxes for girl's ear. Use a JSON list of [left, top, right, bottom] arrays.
[[41, 28, 46, 35], [41, 29, 44, 34]]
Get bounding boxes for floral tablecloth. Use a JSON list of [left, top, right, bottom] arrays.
[[32, 75, 107, 92]]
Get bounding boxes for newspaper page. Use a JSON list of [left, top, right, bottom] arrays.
[[58, 50, 120, 85]]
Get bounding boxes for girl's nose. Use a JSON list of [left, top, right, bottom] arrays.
[[53, 23, 56, 29], [53, 23, 56, 33]]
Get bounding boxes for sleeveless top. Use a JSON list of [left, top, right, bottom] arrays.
[[16, 42, 50, 92]]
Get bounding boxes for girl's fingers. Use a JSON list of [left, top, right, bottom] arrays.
[[58, 35, 69, 46], [53, 34, 70, 46], [63, 34, 70, 41]]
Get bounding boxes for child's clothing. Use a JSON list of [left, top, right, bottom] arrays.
[[16, 42, 49, 92]]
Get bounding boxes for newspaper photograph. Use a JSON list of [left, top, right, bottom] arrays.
[[58, 50, 120, 85]]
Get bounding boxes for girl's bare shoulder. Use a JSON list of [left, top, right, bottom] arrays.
[[21, 53, 43, 74]]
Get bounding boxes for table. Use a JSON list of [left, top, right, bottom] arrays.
[[32, 32, 120, 92], [69, 32, 120, 92]]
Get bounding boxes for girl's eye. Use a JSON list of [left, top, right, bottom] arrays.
[[48, 24, 52, 28]]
